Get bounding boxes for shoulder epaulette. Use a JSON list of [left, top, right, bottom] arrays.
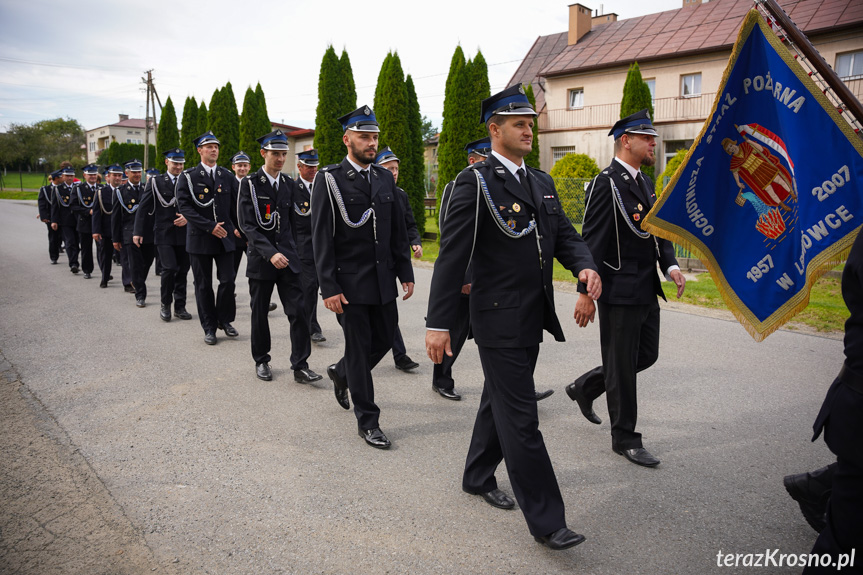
[[319, 164, 341, 173]]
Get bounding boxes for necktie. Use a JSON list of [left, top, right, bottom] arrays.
[[361, 170, 370, 185], [517, 167, 539, 206], [273, 178, 278, 192], [636, 172, 651, 201]]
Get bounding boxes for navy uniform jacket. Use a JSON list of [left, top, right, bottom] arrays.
[[92, 185, 115, 239], [134, 174, 185, 246], [50, 183, 76, 228], [310, 159, 414, 306], [111, 182, 144, 245], [228, 176, 247, 245], [396, 186, 421, 246], [175, 164, 236, 255], [579, 159, 677, 305], [237, 168, 302, 280], [292, 177, 314, 261], [427, 154, 596, 348], [70, 182, 98, 234], [38, 185, 54, 221]]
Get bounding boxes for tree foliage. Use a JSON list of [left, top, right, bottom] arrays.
[[180, 96, 199, 166], [255, 82, 270, 128], [404, 74, 427, 234], [339, 50, 357, 112], [240, 85, 269, 172], [0, 117, 85, 171], [549, 153, 599, 179], [207, 84, 240, 167], [196, 101, 208, 142], [156, 96, 180, 155], [314, 46, 349, 167], [658, 148, 687, 194], [620, 61, 655, 179], [524, 83, 540, 169], [99, 141, 157, 168]]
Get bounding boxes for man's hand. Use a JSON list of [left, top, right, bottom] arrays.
[[211, 222, 228, 238], [324, 293, 349, 314], [92, 233, 101, 241], [669, 269, 686, 299], [411, 244, 423, 259], [51, 223, 58, 231], [460, 283, 471, 295], [113, 242, 122, 252], [425, 330, 452, 364], [402, 282, 414, 300], [133, 235, 143, 247], [174, 213, 187, 227], [578, 268, 602, 300], [270, 252, 289, 269], [574, 293, 596, 328], [234, 228, 241, 238]]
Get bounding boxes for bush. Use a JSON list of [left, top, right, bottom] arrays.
[[549, 153, 599, 179], [658, 148, 687, 194]]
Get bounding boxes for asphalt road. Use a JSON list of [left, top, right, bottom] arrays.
[[0, 199, 844, 574]]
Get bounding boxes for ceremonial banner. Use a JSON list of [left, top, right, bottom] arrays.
[[643, 9, 863, 341]]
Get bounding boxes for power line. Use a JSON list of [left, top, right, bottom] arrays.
[[0, 56, 128, 73]]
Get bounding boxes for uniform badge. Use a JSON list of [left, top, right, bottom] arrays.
[[199, 170, 205, 176], [265, 204, 271, 220], [512, 203, 521, 213], [506, 218, 517, 230], [633, 213, 640, 221], [637, 203, 643, 211], [622, 174, 630, 181], [260, 176, 266, 183], [304, 202, 309, 207], [131, 198, 135, 204], [198, 194, 204, 200], [203, 187, 209, 194], [217, 186, 222, 193], [363, 106, 371, 115]]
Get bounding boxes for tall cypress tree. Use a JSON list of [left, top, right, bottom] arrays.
[[339, 49, 357, 112], [620, 62, 655, 178], [180, 96, 199, 166], [197, 101, 208, 146], [314, 46, 347, 167], [219, 82, 240, 163], [156, 96, 180, 155], [240, 86, 265, 171], [255, 82, 270, 128], [404, 74, 426, 235], [435, 45, 466, 210], [465, 51, 491, 145], [524, 84, 540, 169]]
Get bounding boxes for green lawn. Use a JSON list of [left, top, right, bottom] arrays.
[[1, 172, 48, 191], [0, 190, 39, 200]]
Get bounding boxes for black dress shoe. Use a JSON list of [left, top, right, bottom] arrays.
[[394, 355, 419, 371], [784, 471, 830, 533], [108, 275, 114, 281], [99, 281, 108, 288], [256, 362, 272, 381], [174, 308, 192, 320], [614, 447, 660, 467], [535, 389, 554, 401], [218, 322, 238, 337], [432, 384, 461, 401], [359, 427, 391, 449], [327, 364, 350, 410], [83, 272, 91, 279], [294, 368, 322, 383], [51, 259, 58, 264], [71, 266, 79, 274], [310, 332, 326, 343], [469, 488, 514, 510], [268, 302, 277, 312], [136, 299, 146, 308], [534, 528, 586, 550], [124, 285, 135, 293], [204, 331, 217, 345], [565, 381, 602, 424], [160, 305, 171, 322]]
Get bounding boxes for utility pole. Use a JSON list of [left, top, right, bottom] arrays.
[[143, 69, 153, 171]]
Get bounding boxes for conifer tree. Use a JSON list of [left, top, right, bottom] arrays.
[[314, 46, 347, 167], [435, 45, 466, 209], [404, 74, 426, 235], [156, 96, 180, 155], [240, 86, 265, 171], [196, 101, 208, 147], [219, 82, 240, 163], [464, 51, 490, 145], [620, 62, 655, 178], [339, 49, 357, 112], [524, 84, 540, 169], [255, 82, 270, 127], [180, 96, 199, 166]]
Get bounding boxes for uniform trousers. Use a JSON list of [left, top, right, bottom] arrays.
[[157, 244, 190, 309], [392, 325, 408, 361], [299, 258, 322, 334], [432, 294, 470, 391], [118, 245, 132, 287], [188, 251, 236, 333], [96, 237, 113, 284], [45, 223, 61, 262], [248, 273, 310, 370], [576, 300, 660, 451], [803, 373, 863, 574], [59, 225, 80, 269], [232, 244, 245, 277], [78, 233, 94, 274], [463, 344, 566, 537], [333, 300, 397, 431], [126, 243, 155, 300]]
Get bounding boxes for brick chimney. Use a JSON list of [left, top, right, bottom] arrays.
[[568, 3, 593, 45], [682, 0, 703, 8]]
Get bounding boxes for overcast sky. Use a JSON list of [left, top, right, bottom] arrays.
[[0, 0, 685, 135]]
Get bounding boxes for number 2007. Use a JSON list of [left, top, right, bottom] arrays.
[[812, 165, 849, 202]]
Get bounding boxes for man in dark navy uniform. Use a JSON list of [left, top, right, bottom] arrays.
[[237, 130, 322, 384], [38, 170, 62, 264], [176, 131, 238, 345], [229, 151, 251, 278], [375, 147, 421, 373], [564, 110, 686, 468], [293, 149, 323, 341], [51, 166, 80, 274], [134, 149, 192, 322], [311, 106, 414, 449], [426, 85, 600, 550], [70, 164, 100, 279], [112, 159, 153, 308], [92, 164, 122, 288]]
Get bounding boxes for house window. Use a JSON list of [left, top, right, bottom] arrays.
[[645, 79, 656, 105], [89, 142, 96, 152], [681, 73, 701, 98], [552, 146, 577, 166], [568, 88, 584, 109], [836, 50, 863, 80]]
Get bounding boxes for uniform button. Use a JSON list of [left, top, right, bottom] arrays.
[[371, 202, 375, 206], [376, 260, 380, 264], [493, 302, 498, 307]]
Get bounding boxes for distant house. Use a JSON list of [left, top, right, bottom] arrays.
[[270, 122, 315, 177], [85, 114, 156, 164], [423, 133, 440, 195], [510, 0, 863, 173]]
